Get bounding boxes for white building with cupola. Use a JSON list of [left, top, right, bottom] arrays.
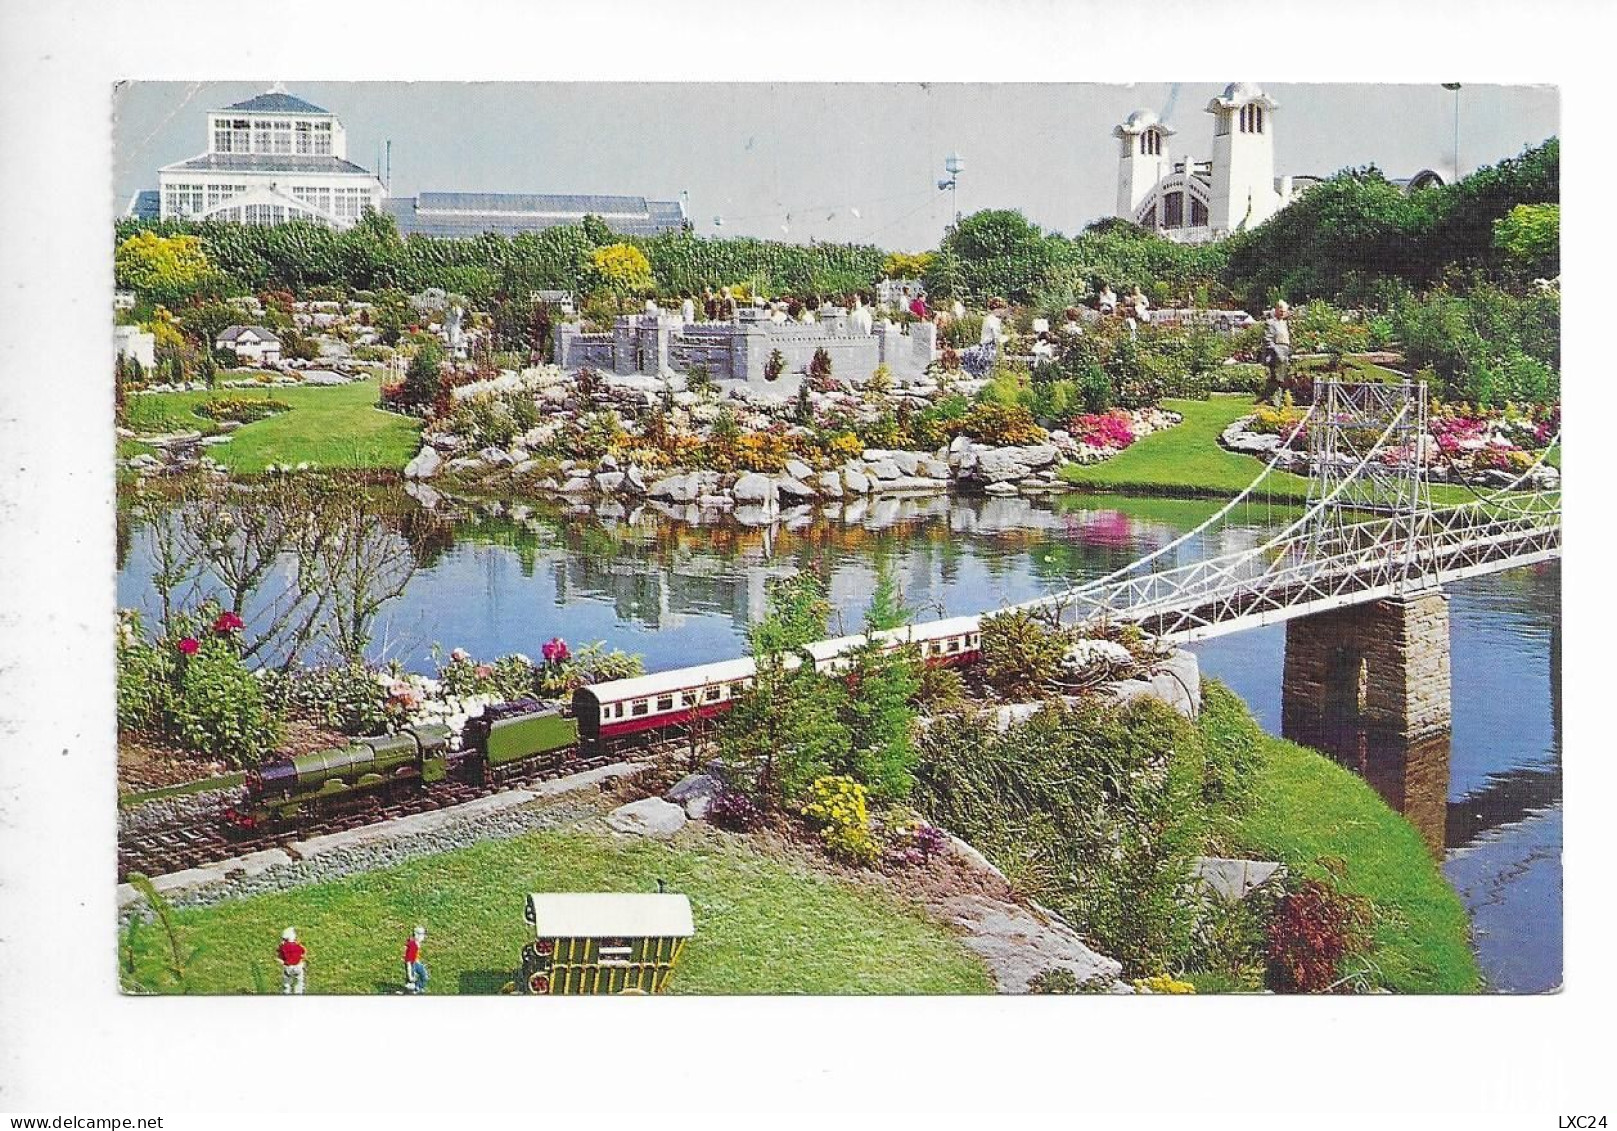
[[133, 89, 386, 229], [1113, 81, 1449, 244], [1114, 82, 1303, 244]]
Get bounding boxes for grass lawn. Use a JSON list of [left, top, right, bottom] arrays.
[[1060, 396, 1315, 500], [123, 825, 996, 995], [1228, 728, 1481, 994], [120, 379, 420, 474], [1058, 394, 1518, 509]]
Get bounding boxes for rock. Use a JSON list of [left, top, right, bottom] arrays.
[[972, 448, 1033, 484], [1149, 649, 1202, 718], [817, 470, 844, 498], [785, 458, 815, 481], [777, 476, 816, 500], [511, 459, 538, 476], [649, 473, 699, 503], [918, 456, 951, 480], [891, 450, 922, 476], [445, 457, 483, 472], [940, 894, 1124, 994], [559, 476, 593, 495], [599, 452, 619, 470], [732, 472, 779, 508], [594, 471, 625, 495], [427, 433, 463, 452], [605, 797, 687, 838], [478, 446, 515, 466], [1192, 858, 1286, 902], [874, 475, 948, 494], [624, 465, 648, 495], [983, 482, 1019, 496], [842, 468, 871, 495], [865, 459, 901, 481], [665, 772, 723, 821]]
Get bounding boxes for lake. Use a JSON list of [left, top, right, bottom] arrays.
[[117, 486, 1561, 991]]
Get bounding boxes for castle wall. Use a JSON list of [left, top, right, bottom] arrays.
[[554, 310, 938, 390]]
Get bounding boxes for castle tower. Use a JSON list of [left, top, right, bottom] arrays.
[[1205, 82, 1282, 235], [1113, 109, 1176, 224]]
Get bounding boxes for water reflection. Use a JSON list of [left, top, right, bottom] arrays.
[[115, 486, 1561, 992]]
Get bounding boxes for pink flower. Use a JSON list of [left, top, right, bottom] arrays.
[[176, 637, 200, 656], [212, 611, 244, 634], [541, 637, 570, 665], [450, 647, 470, 663], [475, 664, 494, 679]]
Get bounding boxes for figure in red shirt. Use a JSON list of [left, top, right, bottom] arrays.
[[278, 927, 306, 995], [909, 292, 930, 321], [403, 926, 428, 994]]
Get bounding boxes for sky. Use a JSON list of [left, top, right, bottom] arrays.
[[113, 81, 1559, 251]]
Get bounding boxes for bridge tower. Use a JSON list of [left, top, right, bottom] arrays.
[[1281, 380, 1452, 850]]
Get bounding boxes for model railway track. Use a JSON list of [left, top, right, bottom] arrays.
[[117, 743, 677, 883]]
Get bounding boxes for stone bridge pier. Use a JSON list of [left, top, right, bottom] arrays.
[[1281, 590, 1453, 855]]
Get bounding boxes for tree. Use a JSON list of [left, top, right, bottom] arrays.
[[589, 243, 654, 309], [720, 572, 838, 806], [925, 209, 1059, 304], [115, 232, 217, 305], [1493, 203, 1559, 278], [401, 339, 445, 411], [881, 251, 935, 279]]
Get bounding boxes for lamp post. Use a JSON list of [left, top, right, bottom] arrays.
[[1442, 83, 1462, 181], [938, 152, 964, 227]]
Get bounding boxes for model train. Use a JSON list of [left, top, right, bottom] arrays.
[[226, 615, 984, 830]]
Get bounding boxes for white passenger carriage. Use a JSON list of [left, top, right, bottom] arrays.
[[570, 614, 984, 753]]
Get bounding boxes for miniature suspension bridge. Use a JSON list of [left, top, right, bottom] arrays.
[[1021, 379, 1562, 644]]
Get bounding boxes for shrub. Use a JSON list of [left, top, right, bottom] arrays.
[[193, 394, 291, 424], [708, 788, 763, 832], [808, 348, 835, 392], [117, 611, 173, 733], [166, 634, 282, 768], [1132, 974, 1196, 994], [260, 662, 391, 735], [979, 608, 1068, 699], [915, 697, 1208, 975], [958, 402, 1047, 447], [1031, 967, 1082, 993], [1266, 868, 1374, 993], [801, 774, 880, 866], [765, 349, 786, 383]]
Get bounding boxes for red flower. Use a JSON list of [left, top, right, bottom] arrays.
[[176, 637, 200, 655], [212, 611, 245, 634]]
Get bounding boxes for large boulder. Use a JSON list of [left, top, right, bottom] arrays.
[[623, 465, 648, 495], [649, 473, 699, 503], [843, 468, 872, 495], [777, 476, 817, 500], [594, 471, 626, 495], [972, 448, 1033, 484], [817, 470, 844, 498], [665, 773, 725, 821], [732, 472, 779, 508], [606, 797, 687, 839], [865, 459, 902, 481], [890, 450, 922, 476], [785, 458, 815, 482]]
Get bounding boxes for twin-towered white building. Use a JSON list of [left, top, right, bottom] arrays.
[[1114, 81, 1447, 243], [1114, 82, 1302, 244]]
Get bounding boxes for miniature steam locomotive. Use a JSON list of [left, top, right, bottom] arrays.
[[226, 615, 984, 830]]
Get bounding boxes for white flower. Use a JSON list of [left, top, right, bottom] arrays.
[[450, 647, 470, 663]]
